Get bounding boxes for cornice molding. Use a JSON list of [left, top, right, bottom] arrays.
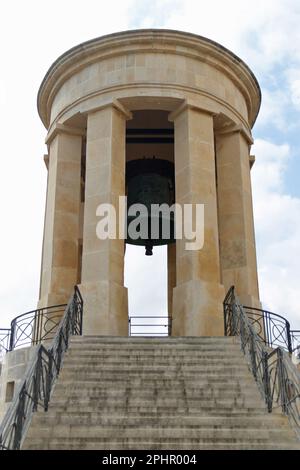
[[37, 29, 261, 130]]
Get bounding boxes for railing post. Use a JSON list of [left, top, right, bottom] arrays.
[[13, 384, 26, 450], [56, 331, 63, 375], [33, 309, 41, 346], [168, 316, 172, 336], [232, 302, 239, 336], [286, 321, 292, 354], [32, 348, 42, 412], [250, 331, 257, 380], [277, 348, 288, 414], [45, 350, 53, 412], [79, 298, 83, 335], [73, 286, 83, 335], [239, 312, 246, 354], [65, 312, 71, 350], [263, 351, 272, 412], [9, 320, 16, 351], [223, 304, 228, 336]]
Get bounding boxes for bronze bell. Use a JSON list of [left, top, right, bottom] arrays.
[[126, 158, 175, 255]]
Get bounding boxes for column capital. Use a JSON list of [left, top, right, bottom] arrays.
[[168, 100, 215, 122], [215, 122, 253, 145], [86, 99, 132, 121], [45, 122, 86, 145]]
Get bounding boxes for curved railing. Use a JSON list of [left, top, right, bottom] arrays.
[[224, 286, 300, 439], [0, 286, 83, 450], [242, 306, 292, 351], [0, 304, 67, 354], [0, 329, 10, 360], [224, 296, 299, 354]]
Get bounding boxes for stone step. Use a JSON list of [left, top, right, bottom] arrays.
[[30, 412, 290, 429], [21, 336, 300, 450], [48, 397, 265, 410], [59, 368, 253, 377], [59, 366, 251, 376], [63, 356, 248, 366], [61, 361, 248, 370], [66, 347, 242, 354], [65, 349, 245, 357], [25, 425, 296, 441], [52, 383, 260, 397], [66, 346, 242, 354], [54, 380, 257, 393], [53, 377, 260, 388], [69, 341, 240, 348], [70, 336, 238, 344], [44, 403, 268, 415], [58, 372, 254, 383], [24, 439, 299, 450], [65, 356, 244, 364], [64, 354, 244, 363], [50, 392, 261, 404], [53, 380, 258, 392], [68, 340, 240, 347], [60, 367, 251, 377]]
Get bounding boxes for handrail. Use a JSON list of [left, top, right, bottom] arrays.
[[224, 286, 300, 439], [242, 305, 292, 352], [0, 329, 11, 360], [0, 286, 83, 450], [224, 287, 299, 354], [0, 304, 68, 353], [129, 316, 172, 336]]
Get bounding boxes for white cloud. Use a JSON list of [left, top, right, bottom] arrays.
[[286, 69, 300, 109], [255, 88, 291, 131], [130, 0, 300, 135], [146, 0, 300, 70], [252, 139, 300, 329], [251, 140, 289, 197]]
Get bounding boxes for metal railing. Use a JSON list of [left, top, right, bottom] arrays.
[[224, 294, 300, 355], [224, 286, 300, 438], [242, 305, 293, 352], [291, 330, 300, 358], [0, 286, 83, 450], [0, 304, 67, 354], [129, 316, 172, 336], [0, 329, 10, 359]]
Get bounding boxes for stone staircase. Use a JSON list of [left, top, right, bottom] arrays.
[[23, 336, 300, 450]]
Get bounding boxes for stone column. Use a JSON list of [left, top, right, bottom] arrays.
[[169, 104, 225, 336], [215, 127, 260, 307], [167, 243, 176, 328], [39, 124, 83, 308], [79, 102, 131, 335]]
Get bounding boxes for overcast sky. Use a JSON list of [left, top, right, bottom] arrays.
[[0, 0, 299, 331]]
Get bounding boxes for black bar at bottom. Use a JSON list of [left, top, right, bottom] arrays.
[[0, 450, 295, 465]]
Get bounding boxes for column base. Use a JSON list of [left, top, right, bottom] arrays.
[[172, 280, 225, 336], [79, 281, 128, 336]]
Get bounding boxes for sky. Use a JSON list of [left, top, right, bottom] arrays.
[[0, 0, 300, 331]]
